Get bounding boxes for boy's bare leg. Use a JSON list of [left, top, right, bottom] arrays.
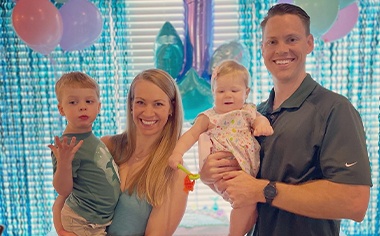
[[53, 195, 77, 236]]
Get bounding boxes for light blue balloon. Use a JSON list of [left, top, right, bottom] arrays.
[[208, 41, 250, 76], [154, 22, 184, 79], [294, 0, 339, 37], [177, 68, 213, 122]]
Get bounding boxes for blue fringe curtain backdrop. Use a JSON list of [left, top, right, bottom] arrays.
[[0, 0, 378, 235]]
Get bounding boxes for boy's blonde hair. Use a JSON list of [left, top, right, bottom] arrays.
[[211, 59, 250, 90], [55, 72, 100, 102]]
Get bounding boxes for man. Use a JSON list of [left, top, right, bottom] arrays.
[[200, 3, 372, 236]]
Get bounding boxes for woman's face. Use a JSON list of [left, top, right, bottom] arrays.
[[131, 80, 172, 139]]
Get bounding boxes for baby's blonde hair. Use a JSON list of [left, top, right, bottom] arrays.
[[55, 72, 100, 102], [211, 59, 250, 91]]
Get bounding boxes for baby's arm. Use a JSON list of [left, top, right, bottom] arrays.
[[252, 112, 274, 136], [168, 114, 210, 169]]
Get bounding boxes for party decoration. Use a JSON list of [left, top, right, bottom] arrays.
[[59, 0, 103, 52], [183, 0, 214, 78], [154, 22, 184, 79], [208, 41, 250, 76], [322, 2, 359, 42], [177, 68, 213, 121], [178, 164, 200, 180], [294, 0, 339, 37], [183, 175, 195, 193], [277, 0, 293, 3], [12, 0, 63, 55], [339, 0, 356, 9]]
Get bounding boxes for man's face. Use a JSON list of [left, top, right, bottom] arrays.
[[261, 14, 314, 83]]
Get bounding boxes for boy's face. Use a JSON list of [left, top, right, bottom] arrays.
[[58, 87, 101, 134], [212, 74, 249, 114]]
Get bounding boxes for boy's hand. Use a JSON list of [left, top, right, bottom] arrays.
[[48, 136, 83, 165]]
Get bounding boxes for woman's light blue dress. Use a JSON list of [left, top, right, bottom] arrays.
[[106, 191, 152, 236]]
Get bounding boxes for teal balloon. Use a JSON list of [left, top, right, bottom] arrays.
[[294, 0, 339, 37], [208, 41, 250, 75], [339, 0, 356, 9], [154, 21, 184, 79], [178, 68, 213, 122]]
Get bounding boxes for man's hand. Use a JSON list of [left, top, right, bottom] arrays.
[[199, 151, 240, 185], [216, 170, 266, 209]]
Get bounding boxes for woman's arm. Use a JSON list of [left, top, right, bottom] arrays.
[[145, 171, 188, 236]]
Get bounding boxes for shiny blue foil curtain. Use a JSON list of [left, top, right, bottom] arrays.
[[0, 0, 379, 235], [0, 1, 129, 235], [238, 1, 380, 235]]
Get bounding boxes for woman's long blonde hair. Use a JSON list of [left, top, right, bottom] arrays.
[[110, 69, 183, 206]]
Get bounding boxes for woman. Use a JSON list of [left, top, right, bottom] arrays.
[[103, 69, 188, 236]]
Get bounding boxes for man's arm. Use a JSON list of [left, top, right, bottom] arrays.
[[218, 171, 370, 222]]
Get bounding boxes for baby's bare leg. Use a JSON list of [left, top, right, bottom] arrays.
[[229, 204, 257, 236]]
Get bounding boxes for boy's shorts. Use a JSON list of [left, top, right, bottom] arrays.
[[61, 203, 111, 236]]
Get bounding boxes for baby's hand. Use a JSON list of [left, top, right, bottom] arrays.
[[168, 153, 183, 170], [253, 125, 274, 137]]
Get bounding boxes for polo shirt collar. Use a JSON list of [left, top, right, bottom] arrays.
[[264, 74, 317, 112]]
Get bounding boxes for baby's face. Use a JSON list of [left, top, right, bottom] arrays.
[[212, 75, 249, 114]]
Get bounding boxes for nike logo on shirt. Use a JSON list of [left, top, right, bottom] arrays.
[[345, 161, 358, 167]]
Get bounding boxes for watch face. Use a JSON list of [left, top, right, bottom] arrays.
[[264, 184, 277, 198]]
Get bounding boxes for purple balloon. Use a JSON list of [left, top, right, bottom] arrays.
[[59, 0, 103, 52], [322, 2, 359, 42], [277, 0, 294, 3], [182, 0, 214, 77]]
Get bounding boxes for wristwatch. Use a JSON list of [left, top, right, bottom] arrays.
[[263, 181, 277, 205]]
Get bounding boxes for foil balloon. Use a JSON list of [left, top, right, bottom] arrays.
[[182, 0, 214, 78], [178, 68, 213, 122], [209, 41, 250, 76], [12, 0, 63, 55], [322, 2, 359, 42], [294, 0, 339, 37], [59, 0, 103, 52], [154, 22, 184, 79]]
